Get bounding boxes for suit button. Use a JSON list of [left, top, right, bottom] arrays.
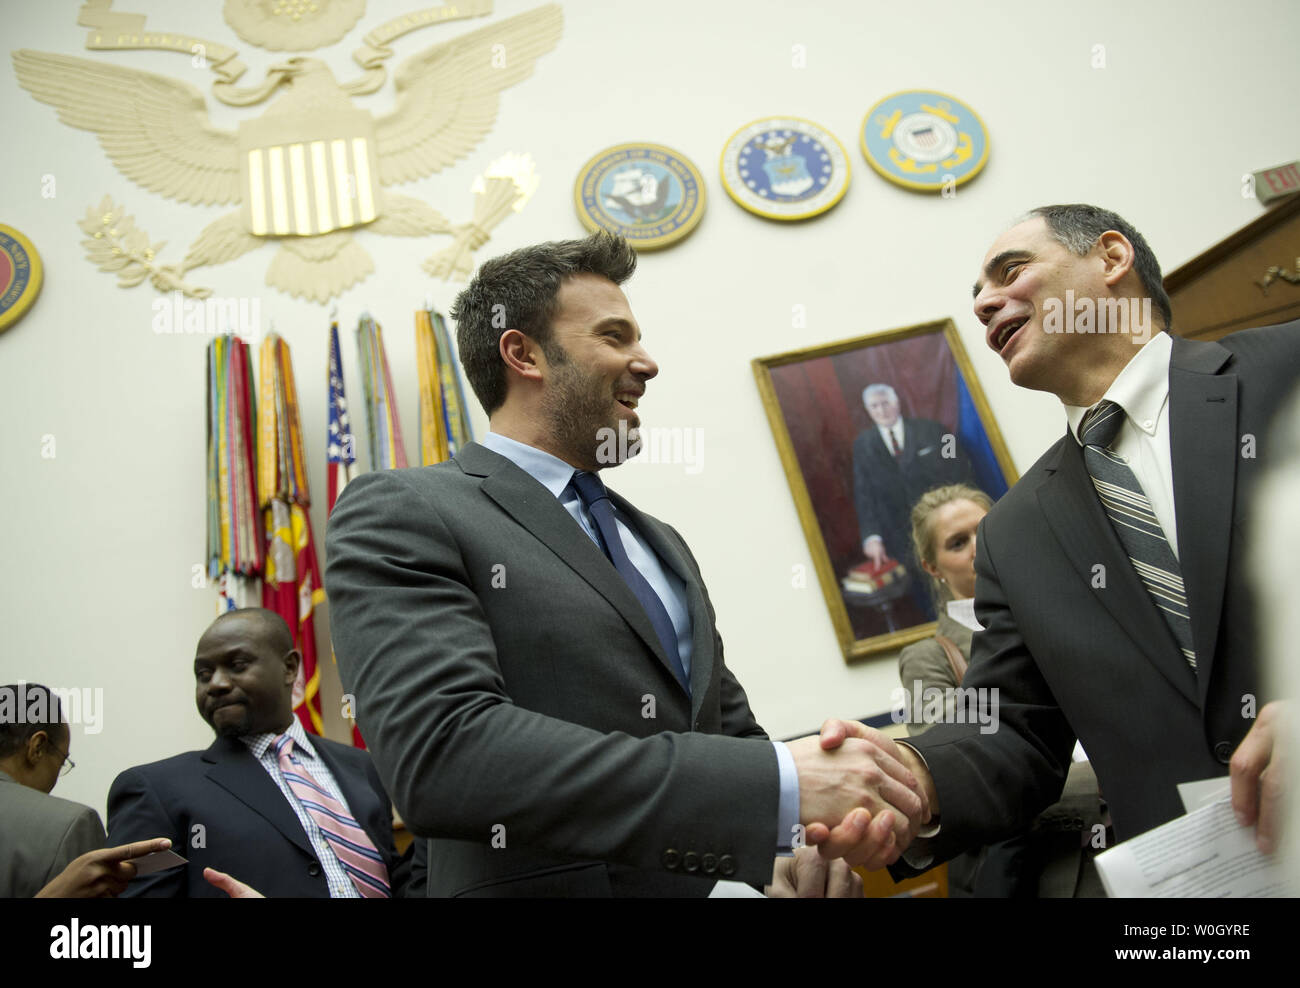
[[307, 861, 322, 877], [683, 852, 700, 873], [662, 849, 681, 870], [1214, 742, 1233, 764], [717, 854, 736, 877], [702, 853, 718, 874]]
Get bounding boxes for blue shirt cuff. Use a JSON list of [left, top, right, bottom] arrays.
[[773, 741, 799, 855]]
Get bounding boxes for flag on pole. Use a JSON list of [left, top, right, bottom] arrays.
[[325, 319, 366, 748], [356, 314, 409, 469], [326, 321, 358, 513], [207, 335, 263, 611], [257, 334, 326, 736], [416, 306, 475, 465]]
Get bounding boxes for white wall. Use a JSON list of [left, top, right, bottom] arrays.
[[3, 0, 1297, 819]]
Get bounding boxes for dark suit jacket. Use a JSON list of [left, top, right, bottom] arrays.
[[324, 442, 780, 897], [906, 322, 1300, 860], [0, 768, 106, 897], [852, 416, 973, 550], [106, 734, 403, 897]]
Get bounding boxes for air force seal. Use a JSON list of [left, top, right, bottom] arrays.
[[720, 117, 850, 221], [0, 225, 43, 334], [860, 90, 989, 192], [574, 143, 706, 250]]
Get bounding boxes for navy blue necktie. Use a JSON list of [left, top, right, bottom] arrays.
[[570, 471, 690, 695]]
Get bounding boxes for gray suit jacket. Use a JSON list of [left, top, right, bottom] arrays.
[[0, 768, 106, 897], [324, 442, 780, 896], [905, 321, 1300, 858]]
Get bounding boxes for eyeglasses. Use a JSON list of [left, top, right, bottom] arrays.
[[45, 738, 75, 778]]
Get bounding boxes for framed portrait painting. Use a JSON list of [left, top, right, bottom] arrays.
[[752, 318, 1018, 662]]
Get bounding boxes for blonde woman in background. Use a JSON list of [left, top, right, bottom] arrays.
[[899, 484, 1106, 897]]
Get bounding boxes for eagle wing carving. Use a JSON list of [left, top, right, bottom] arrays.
[[12, 50, 241, 206], [375, 3, 563, 186]]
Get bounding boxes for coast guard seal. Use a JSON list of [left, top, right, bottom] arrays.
[[860, 90, 989, 192]]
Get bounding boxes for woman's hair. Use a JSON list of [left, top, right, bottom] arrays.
[[910, 484, 993, 603]]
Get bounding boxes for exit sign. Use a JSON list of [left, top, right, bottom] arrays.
[[1255, 160, 1300, 204]]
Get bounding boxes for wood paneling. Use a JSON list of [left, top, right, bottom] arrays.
[[1164, 193, 1300, 340]]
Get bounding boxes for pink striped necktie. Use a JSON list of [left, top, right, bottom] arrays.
[[274, 734, 391, 898]]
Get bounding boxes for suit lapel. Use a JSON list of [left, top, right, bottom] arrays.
[[1036, 438, 1199, 705], [202, 737, 315, 858], [458, 443, 686, 695], [1168, 337, 1236, 704]]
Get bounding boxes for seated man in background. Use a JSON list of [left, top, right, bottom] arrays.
[[107, 609, 408, 897], [0, 683, 108, 896]]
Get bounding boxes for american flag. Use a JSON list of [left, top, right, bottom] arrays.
[[325, 320, 365, 748], [326, 321, 357, 514]]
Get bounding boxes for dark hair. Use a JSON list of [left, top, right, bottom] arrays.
[[450, 231, 638, 414], [1026, 204, 1173, 331], [0, 684, 65, 759]]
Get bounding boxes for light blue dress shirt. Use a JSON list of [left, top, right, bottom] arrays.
[[479, 432, 799, 855]]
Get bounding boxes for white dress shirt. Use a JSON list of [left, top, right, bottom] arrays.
[[1064, 331, 1178, 557]]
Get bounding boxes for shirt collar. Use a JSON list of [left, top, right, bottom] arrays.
[[240, 716, 317, 761], [480, 430, 581, 499], [1064, 331, 1172, 445]]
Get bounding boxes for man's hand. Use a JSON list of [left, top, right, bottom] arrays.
[[35, 838, 172, 898], [785, 721, 930, 870], [765, 846, 863, 898], [862, 537, 887, 566], [1230, 700, 1289, 854], [203, 867, 265, 898], [805, 718, 940, 869]]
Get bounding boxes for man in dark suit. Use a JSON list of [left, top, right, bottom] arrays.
[[852, 384, 974, 617], [324, 231, 924, 897], [816, 204, 1296, 868], [107, 609, 406, 897]]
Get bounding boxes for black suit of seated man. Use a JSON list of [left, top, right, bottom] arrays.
[[107, 609, 408, 897]]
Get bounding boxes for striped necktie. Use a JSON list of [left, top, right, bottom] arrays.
[[570, 470, 690, 695], [1080, 400, 1196, 669], [274, 734, 391, 897]]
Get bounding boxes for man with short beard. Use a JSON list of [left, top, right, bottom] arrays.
[[106, 609, 405, 897], [325, 231, 923, 897]]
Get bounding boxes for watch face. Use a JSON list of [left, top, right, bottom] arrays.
[[720, 117, 850, 221], [575, 143, 706, 250]]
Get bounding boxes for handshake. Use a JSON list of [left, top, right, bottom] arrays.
[[786, 718, 939, 870]]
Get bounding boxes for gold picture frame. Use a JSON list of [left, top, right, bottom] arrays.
[[752, 318, 1018, 662]]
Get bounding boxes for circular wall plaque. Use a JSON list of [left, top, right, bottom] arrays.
[[860, 89, 990, 192], [574, 143, 706, 250], [720, 117, 850, 221], [0, 225, 43, 334]]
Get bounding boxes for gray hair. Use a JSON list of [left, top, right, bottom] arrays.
[[1022, 204, 1172, 332], [862, 383, 899, 406], [450, 231, 639, 415]]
